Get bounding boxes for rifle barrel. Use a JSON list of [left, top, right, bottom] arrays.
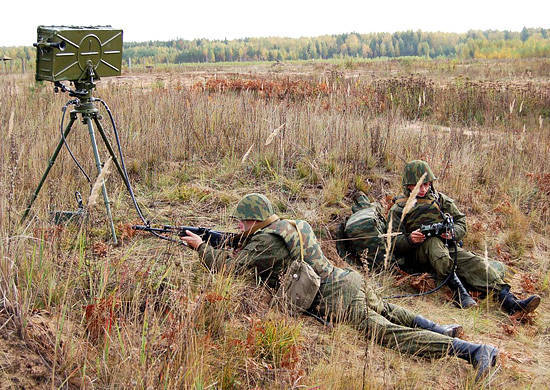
[[131, 225, 241, 249]]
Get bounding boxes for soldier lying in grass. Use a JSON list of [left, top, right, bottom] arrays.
[[388, 160, 541, 313], [182, 193, 499, 381]]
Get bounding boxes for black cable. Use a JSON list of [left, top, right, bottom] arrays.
[[96, 98, 186, 246], [60, 101, 92, 183], [97, 99, 146, 221], [383, 239, 458, 299]]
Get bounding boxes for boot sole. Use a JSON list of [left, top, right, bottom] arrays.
[[475, 347, 499, 382], [447, 325, 464, 338], [454, 300, 477, 309], [521, 295, 541, 313], [490, 347, 499, 367]]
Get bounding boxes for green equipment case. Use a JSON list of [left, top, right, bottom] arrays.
[[35, 25, 122, 82]]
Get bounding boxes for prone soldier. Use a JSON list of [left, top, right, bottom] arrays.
[[182, 193, 499, 381]]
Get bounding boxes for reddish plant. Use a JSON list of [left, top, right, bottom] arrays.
[[84, 296, 121, 342]]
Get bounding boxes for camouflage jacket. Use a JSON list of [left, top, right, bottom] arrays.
[[388, 190, 467, 255], [198, 219, 340, 289], [198, 229, 290, 289]]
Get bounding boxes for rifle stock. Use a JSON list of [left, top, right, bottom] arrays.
[[132, 224, 242, 249]]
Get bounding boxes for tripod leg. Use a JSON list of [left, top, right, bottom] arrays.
[[21, 114, 77, 222], [85, 116, 118, 245], [93, 115, 146, 223], [92, 116, 127, 188]]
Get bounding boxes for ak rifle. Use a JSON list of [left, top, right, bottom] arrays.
[[132, 225, 242, 249]]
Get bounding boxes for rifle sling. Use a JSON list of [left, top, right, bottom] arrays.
[[287, 220, 305, 263], [244, 214, 280, 237]]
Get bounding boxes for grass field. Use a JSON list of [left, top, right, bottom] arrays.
[[0, 58, 549, 389]]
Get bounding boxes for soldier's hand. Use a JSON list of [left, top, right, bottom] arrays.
[[181, 230, 203, 250], [409, 229, 426, 244]]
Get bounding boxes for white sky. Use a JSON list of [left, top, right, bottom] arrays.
[[1, 0, 550, 46]]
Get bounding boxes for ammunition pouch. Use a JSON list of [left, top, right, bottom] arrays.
[[272, 220, 320, 314], [274, 260, 320, 315]]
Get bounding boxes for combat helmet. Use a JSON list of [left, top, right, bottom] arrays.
[[402, 160, 437, 186], [232, 193, 275, 221]]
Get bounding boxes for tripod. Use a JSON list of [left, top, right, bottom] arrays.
[[21, 77, 132, 244]]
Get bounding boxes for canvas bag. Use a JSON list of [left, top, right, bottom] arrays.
[[273, 220, 321, 314], [338, 197, 388, 267]]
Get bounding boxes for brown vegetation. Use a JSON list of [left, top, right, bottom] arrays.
[[0, 58, 549, 388]]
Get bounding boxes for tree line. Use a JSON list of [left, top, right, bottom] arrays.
[[122, 27, 550, 64], [1, 27, 549, 68]]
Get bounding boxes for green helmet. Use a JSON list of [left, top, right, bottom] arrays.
[[402, 160, 437, 186], [232, 193, 275, 221]]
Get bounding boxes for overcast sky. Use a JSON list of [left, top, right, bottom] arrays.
[[2, 0, 550, 46]]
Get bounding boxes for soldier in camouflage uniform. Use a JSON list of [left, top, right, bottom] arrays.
[[389, 160, 541, 313], [182, 193, 499, 380], [336, 191, 390, 268]]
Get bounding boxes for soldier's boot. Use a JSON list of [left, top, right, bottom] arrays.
[[451, 339, 499, 381], [412, 315, 463, 338], [497, 285, 541, 315], [335, 220, 349, 259], [447, 272, 477, 309]]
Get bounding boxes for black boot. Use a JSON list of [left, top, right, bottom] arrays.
[[497, 286, 541, 315], [447, 273, 477, 309], [451, 339, 499, 381], [412, 315, 463, 338]]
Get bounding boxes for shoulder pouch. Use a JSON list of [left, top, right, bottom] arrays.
[[273, 220, 320, 314]]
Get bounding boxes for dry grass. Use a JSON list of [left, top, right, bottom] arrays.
[[0, 58, 549, 388]]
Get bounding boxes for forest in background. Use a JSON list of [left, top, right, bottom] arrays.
[[1, 27, 550, 68]]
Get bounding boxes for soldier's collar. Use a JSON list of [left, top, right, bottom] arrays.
[[396, 192, 437, 206], [417, 193, 434, 200]]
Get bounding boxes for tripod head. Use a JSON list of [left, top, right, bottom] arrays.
[[53, 64, 99, 115], [53, 72, 96, 100]]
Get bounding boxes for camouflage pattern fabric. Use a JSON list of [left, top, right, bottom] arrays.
[[262, 219, 335, 280], [389, 190, 507, 291], [313, 269, 453, 358], [338, 192, 390, 268], [392, 191, 467, 247], [416, 237, 507, 290], [351, 191, 373, 214], [198, 230, 291, 290], [198, 218, 455, 359], [402, 160, 437, 186], [232, 193, 275, 221]]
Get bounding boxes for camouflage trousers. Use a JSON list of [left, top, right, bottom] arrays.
[[412, 237, 507, 291], [313, 268, 453, 358]]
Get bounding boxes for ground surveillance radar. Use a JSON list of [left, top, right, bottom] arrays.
[[34, 26, 122, 82], [22, 26, 137, 244]]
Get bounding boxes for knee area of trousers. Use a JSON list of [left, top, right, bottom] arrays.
[[432, 256, 453, 274], [424, 237, 449, 252]]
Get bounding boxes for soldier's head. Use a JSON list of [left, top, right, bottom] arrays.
[[232, 193, 276, 232], [402, 160, 437, 197]]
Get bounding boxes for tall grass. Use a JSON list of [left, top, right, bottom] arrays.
[[0, 59, 549, 388]]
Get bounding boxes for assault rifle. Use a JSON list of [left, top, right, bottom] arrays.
[[384, 212, 459, 299], [419, 213, 455, 239], [132, 225, 242, 249]]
